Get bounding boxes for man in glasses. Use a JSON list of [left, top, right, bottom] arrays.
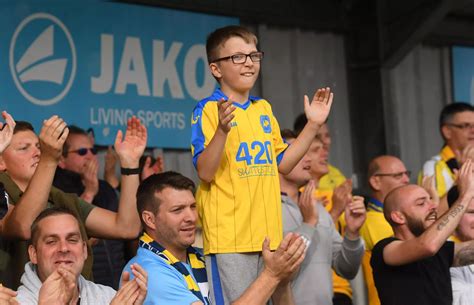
[[54, 125, 126, 289], [419, 102, 474, 200], [360, 155, 410, 305]]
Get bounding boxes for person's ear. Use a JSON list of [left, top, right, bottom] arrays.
[[441, 125, 452, 142], [142, 211, 157, 231], [0, 155, 6, 172], [209, 63, 222, 79], [391, 211, 405, 225], [28, 244, 38, 264], [369, 175, 381, 191]]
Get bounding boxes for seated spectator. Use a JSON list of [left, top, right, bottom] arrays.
[[371, 160, 474, 305], [279, 131, 365, 305], [0, 115, 146, 289], [16, 207, 147, 305], [124, 171, 306, 305], [54, 125, 126, 288], [360, 155, 410, 305]]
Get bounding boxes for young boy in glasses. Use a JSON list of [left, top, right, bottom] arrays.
[[191, 25, 334, 304]]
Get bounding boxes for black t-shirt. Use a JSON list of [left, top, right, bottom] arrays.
[[371, 237, 454, 305]]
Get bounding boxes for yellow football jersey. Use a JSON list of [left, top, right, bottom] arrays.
[[191, 89, 288, 255]]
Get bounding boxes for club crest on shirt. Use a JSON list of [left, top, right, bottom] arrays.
[[260, 115, 271, 133]]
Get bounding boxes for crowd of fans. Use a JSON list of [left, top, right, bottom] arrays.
[[0, 25, 473, 305]]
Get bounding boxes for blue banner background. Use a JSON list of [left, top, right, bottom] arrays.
[[0, 1, 238, 148], [452, 46, 474, 104]]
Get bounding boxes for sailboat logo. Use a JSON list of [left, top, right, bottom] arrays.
[[9, 13, 76, 106]]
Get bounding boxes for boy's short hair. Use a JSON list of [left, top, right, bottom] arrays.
[[206, 25, 258, 64]]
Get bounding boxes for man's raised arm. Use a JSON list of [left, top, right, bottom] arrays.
[[383, 160, 474, 266], [85, 116, 146, 239]]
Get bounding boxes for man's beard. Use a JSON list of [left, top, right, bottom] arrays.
[[405, 215, 426, 237]]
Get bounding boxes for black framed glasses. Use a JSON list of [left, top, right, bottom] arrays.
[[374, 170, 411, 179], [68, 147, 98, 156], [211, 51, 264, 64], [447, 123, 474, 131]]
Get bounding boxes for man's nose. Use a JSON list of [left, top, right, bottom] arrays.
[[184, 208, 197, 222], [58, 240, 69, 253]]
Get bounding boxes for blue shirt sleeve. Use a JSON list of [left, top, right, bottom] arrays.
[[191, 104, 205, 169]]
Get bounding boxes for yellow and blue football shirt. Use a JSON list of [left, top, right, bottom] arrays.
[[191, 88, 288, 255]]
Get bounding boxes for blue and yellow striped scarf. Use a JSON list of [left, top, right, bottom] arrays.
[[367, 197, 384, 213], [139, 232, 210, 304]]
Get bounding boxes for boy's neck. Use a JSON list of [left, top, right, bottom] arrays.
[[220, 86, 250, 105]]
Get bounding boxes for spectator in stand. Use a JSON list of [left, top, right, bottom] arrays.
[[124, 171, 306, 305], [0, 115, 146, 289], [359, 155, 410, 305], [279, 130, 365, 305], [371, 160, 474, 305], [16, 207, 147, 305]]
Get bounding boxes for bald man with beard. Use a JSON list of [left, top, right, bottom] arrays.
[[370, 160, 474, 305]]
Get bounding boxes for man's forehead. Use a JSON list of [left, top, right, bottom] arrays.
[[405, 186, 429, 202], [452, 111, 474, 122], [156, 187, 195, 203], [67, 134, 92, 146], [38, 214, 81, 236], [12, 130, 37, 142], [310, 139, 323, 149], [379, 157, 405, 171]]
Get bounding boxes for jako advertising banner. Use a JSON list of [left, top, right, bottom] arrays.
[[0, 1, 238, 148]]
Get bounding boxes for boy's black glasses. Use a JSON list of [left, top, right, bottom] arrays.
[[211, 51, 264, 64], [68, 147, 98, 156]]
